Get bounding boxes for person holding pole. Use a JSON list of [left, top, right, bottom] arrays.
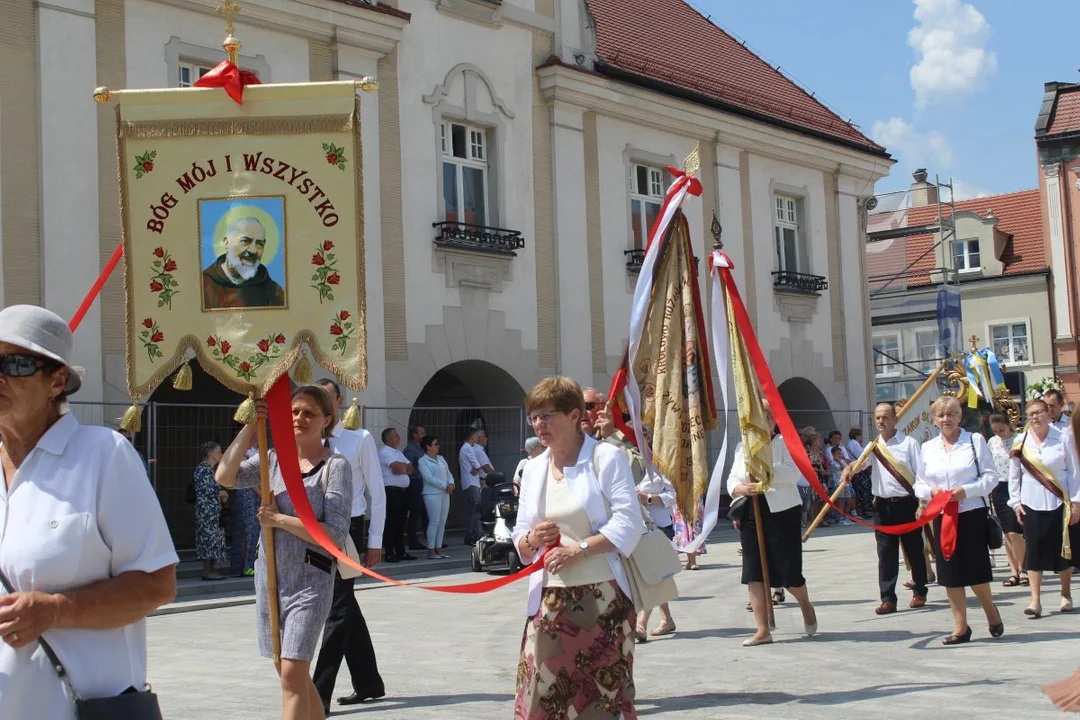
[[840, 403, 929, 615], [915, 395, 1002, 645], [727, 402, 818, 647], [217, 385, 353, 720]]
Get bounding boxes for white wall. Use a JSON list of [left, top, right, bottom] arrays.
[[396, 1, 538, 351], [39, 0, 104, 401]]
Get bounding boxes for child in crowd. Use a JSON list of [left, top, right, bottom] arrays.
[[829, 446, 855, 526]]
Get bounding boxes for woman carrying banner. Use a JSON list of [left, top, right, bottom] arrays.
[[987, 412, 1027, 587], [512, 377, 645, 719], [915, 395, 1003, 645], [727, 402, 818, 647], [216, 385, 353, 720], [1008, 398, 1079, 617]]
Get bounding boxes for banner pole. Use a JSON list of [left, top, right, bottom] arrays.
[[751, 493, 775, 629], [802, 361, 947, 542], [257, 416, 281, 663]]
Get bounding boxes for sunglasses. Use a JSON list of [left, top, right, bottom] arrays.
[[0, 353, 55, 379], [585, 402, 599, 411]]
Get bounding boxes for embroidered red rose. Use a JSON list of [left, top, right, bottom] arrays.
[[339, 310, 350, 321], [240, 361, 251, 372], [327, 273, 340, 285], [330, 324, 343, 336], [143, 318, 154, 328], [207, 336, 217, 347], [143, 161, 154, 172], [150, 331, 164, 343], [326, 153, 338, 165], [220, 341, 231, 355], [163, 259, 177, 272], [323, 240, 334, 251], [275, 334, 286, 344], [258, 339, 270, 353], [311, 254, 325, 266], [153, 247, 165, 258], [149, 280, 163, 292]]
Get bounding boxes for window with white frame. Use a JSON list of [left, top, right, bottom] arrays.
[[915, 329, 939, 374], [873, 332, 902, 377], [629, 164, 664, 250], [774, 195, 800, 274], [178, 61, 214, 88], [953, 238, 981, 272], [990, 321, 1030, 365], [441, 121, 489, 226]]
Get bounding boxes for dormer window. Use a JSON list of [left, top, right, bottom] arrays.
[[953, 238, 980, 273]]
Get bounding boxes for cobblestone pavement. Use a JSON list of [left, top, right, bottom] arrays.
[[149, 526, 1076, 719]]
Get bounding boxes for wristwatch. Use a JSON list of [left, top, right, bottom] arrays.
[[646, 495, 654, 505], [579, 540, 590, 557]]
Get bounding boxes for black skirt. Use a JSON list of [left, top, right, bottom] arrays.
[[932, 509, 992, 588], [1022, 505, 1070, 572], [1071, 523, 1080, 571], [739, 501, 805, 589], [991, 482, 1023, 535]]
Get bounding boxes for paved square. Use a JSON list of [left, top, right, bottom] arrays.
[[149, 526, 1075, 718]]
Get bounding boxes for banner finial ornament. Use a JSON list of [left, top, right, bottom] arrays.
[[216, 0, 243, 64], [682, 144, 701, 178]]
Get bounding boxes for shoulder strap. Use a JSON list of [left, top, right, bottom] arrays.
[[970, 435, 979, 474], [0, 568, 80, 700]]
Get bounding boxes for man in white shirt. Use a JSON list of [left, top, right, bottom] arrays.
[[459, 428, 483, 545], [1045, 389, 1071, 433], [311, 379, 387, 711], [379, 428, 415, 562], [474, 429, 496, 481], [843, 402, 928, 615]]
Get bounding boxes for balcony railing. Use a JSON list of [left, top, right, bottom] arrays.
[[433, 221, 525, 255], [772, 270, 828, 295], [625, 248, 646, 274]]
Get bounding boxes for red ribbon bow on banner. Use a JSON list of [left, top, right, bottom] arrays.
[[193, 60, 262, 105]]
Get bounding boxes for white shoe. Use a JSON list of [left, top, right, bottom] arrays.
[[805, 621, 818, 637], [742, 634, 773, 647], [1062, 597, 1074, 613]]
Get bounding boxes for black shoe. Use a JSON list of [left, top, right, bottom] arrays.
[[384, 555, 400, 563], [401, 554, 417, 561], [441, 544, 448, 549], [942, 626, 972, 645], [338, 691, 385, 705]]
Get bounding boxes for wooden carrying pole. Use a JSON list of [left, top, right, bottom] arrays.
[[257, 417, 281, 662], [802, 362, 946, 542], [751, 493, 775, 629]]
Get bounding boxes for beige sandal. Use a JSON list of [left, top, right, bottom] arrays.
[[650, 621, 676, 636], [633, 626, 649, 643]]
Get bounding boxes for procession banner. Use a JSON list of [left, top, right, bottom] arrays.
[[117, 82, 366, 399], [898, 385, 938, 444]]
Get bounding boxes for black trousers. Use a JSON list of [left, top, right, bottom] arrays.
[[313, 516, 385, 704], [407, 477, 427, 546], [874, 495, 928, 603], [383, 486, 409, 558]]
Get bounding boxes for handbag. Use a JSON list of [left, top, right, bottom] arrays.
[[592, 448, 680, 612], [727, 496, 748, 522], [970, 437, 1004, 550], [318, 460, 364, 580], [0, 568, 162, 719]]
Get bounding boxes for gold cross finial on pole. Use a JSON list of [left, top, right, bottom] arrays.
[[216, 0, 242, 64], [969, 335, 980, 353]]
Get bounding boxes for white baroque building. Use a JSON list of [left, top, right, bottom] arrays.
[[0, 0, 892, 433]]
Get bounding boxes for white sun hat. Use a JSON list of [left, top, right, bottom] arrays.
[[0, 305, 84, 394]]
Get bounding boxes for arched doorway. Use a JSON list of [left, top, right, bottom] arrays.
[[410, 361, 527, 529], [778, 377, 835, 435], [149, 363, 245, 549]]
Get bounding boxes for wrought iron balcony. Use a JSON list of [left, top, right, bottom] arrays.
[[625, 248, 646, 274], [433, 221, 525, 255], [772, 270, 828, 295]]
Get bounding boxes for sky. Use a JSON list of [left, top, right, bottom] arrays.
[[692, 0, 1078, 200]]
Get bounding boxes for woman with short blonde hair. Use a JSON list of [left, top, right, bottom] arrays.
[[916, 395, 1003, 645]]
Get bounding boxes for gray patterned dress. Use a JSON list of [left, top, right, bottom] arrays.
[[235, 450, 352, 661]]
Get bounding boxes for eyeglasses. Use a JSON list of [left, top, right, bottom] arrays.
[[584, 402, 599, 411], [1028, 410, 1048, 418], [528, 411, 558, 426], [0, 353, 53, 379]]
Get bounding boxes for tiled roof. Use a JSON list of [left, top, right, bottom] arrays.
[[868, 189, 1045, 289], [1046, 87, 1080, 137], [330, 0, 411, 21], [583, 0, 886, 157]]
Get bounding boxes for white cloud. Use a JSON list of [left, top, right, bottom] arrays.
[[908, 0, 998, 107], [872, 117, 953, 169], [943, 180, 991, 201]]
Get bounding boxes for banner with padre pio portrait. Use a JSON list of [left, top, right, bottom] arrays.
[[116, 82, 366, 398]]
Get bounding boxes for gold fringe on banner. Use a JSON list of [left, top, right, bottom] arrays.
[[119, 114, 355, 140], [341, 397, 361, 431], [120, 403, 142, 433], [172, 362, 193, 391], [235, 393, 257, 425]]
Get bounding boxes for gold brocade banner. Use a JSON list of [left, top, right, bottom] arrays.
[[116, 82, 366, 398], [726, 286, 772, 490]]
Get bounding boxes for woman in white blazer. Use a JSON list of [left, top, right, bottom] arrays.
[[512, 377, 645, 720]]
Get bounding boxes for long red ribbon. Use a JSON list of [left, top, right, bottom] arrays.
[[266, 376, 554, 593], [715, 256, 953, 538], [68, 242, 124, 333], [193, 61, 262, 105]]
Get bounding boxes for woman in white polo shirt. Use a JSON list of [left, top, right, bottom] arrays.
[[0, 305, 178, 719]]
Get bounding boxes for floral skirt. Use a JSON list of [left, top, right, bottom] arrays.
[[515, 581, 636, 720]]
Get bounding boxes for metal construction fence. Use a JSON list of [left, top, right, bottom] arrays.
[[66, 401, 872, 549]]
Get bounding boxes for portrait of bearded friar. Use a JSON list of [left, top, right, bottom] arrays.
[[201, 214, 287, 311]]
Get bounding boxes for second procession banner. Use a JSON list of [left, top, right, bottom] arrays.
[[118, 82, 366, 399]]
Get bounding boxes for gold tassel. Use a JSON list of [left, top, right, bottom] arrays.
[[120, 403, 142, 433], [341, 397, 361, 431], [234, 392, 257, 425], [293, 352, 313, 384], [172, 362, 193, 391]]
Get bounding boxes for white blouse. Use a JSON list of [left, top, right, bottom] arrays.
[[0, 414, 178, 720], [726, 438, 801, 513], [915, 430, 998, 513], [1007, 427, 1080, 511]]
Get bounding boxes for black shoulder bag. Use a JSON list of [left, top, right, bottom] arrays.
[[971, 436, 1004, 551], [0, 567, 163, 720]]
